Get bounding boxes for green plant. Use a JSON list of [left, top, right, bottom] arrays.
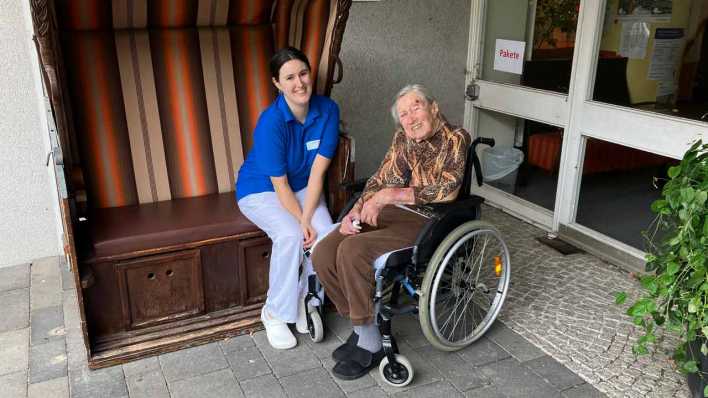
[[533, 0, 580, 48], [616, 140, 708, 393]]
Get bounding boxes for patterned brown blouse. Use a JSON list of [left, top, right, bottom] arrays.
[[360, 117, 471, 205]]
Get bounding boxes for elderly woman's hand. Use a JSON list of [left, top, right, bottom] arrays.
[[339, 207, 362, 235], [360, 196, 385, 227]]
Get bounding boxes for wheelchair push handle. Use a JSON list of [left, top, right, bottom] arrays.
[[477, 137, 495, 147], [470, 137, 495, 187]]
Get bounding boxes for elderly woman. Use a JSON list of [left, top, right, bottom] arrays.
[[311, 84, 470, 380]]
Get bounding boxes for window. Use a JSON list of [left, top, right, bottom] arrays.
[[593, 0, 708, 124]]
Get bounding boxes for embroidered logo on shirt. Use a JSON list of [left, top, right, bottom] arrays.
[[306, 139, 320, 151]]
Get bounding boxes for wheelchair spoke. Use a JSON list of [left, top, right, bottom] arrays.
[[449, 288, 477, 339]]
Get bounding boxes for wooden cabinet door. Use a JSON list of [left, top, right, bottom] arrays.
[[116, 249, 205, 329], [237, 237, 272, 305]]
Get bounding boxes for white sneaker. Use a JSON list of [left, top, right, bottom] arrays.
[[295, 298, 309, 334], [261, 307, 296, 349]]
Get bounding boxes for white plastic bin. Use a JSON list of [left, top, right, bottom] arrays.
[[482, 146, 524, 192]]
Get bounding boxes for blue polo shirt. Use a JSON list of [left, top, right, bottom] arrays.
[[235, 94, 340, 200]]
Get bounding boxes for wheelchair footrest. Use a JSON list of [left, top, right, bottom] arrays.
[[381, 304, 418, 317]]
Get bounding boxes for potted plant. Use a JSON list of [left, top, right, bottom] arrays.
[[533, 0, 580, 49], [616, 140, 707, 397]]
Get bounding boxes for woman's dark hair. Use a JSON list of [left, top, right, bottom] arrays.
[[270, 47, 311, 81]]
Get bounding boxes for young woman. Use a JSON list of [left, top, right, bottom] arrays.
[[236, 47, 339, 349]]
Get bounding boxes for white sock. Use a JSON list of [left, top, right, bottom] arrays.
[[353, 323, 382, 353]]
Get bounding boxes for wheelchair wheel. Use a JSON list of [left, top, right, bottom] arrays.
[[307, 310, 324, 343], [419, 220, 510, 351], [379, 354, 414, 387]]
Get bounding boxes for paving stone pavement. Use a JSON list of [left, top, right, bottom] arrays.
[[483, 205, 690, 397], [0, 205, 691, 397]]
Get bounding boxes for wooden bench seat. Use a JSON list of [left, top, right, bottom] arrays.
[[88, 192, 257, 259]]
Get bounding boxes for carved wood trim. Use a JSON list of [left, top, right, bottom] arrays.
[[323, 0, 352, 96], [30, 0, 78, 165], [29, 0, 90, 363]]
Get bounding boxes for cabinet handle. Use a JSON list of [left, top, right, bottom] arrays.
[[166, 269, 174, 277], [262, 251, 270, 260], [147, 272, 156, 280]]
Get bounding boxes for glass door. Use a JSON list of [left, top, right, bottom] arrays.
[[556, 0, 708, 269], [464, 0, 582, 228]]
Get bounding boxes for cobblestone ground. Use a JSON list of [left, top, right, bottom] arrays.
[[483, 205, 690, 398]]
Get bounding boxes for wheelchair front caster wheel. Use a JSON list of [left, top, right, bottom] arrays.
[[307, 310, 324, 343], [379, 354, 414, 387]]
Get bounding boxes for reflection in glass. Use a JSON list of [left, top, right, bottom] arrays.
[[576, 139, 677, 250], [478, 109, 560, 211], [482, 0, 580, 93], [594, 0, 708, 124]]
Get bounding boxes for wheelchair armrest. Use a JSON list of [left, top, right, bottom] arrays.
[[335, 176, 367, 221], [341, 177, 368, 193], [336, 191, 362, 222], [412, 196, 485, 268]]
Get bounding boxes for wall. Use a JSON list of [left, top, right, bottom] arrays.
[[331, 0, 471, 177], [0, 2, 62, 267]]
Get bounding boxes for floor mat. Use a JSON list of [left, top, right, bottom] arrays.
[[536, 236, 584, 255]]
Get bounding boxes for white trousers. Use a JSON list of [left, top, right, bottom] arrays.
[[238, 189, 334, 323]]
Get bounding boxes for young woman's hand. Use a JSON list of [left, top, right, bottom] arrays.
[[301, 222, 317, 248], [339, 208, 362, 235]]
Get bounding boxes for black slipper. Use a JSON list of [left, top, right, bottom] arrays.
[[332, 346, 385, 380], [332, 332, 358, 362]]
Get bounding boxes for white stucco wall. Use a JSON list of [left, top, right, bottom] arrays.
[[0, 1, 63, 267]]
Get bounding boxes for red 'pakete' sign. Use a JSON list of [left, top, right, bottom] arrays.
[[493, 39, 525, 75]]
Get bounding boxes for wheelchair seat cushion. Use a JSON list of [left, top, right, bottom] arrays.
[[373, 246, 414, 270]]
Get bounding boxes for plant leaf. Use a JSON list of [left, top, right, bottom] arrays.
[[668, 165, 681, 179], [689, 299, 699, 313], [650, 199, 667, 213], [683, 360, 699, 373], [696, 190, 707, 206], [703, 384, 708, 397], [628, 299, 656, 318], [615, 292, 627, 304]]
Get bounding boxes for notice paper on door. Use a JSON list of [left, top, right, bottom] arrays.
[[648, 28, 684, 81], [493, 39, 525, 75], [619, 22, 650, 59]]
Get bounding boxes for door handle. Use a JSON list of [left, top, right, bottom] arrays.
[[466, 82, 480, 101]]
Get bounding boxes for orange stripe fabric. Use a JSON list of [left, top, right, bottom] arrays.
[[300, 0, 329, 86], [151, 29, 218, 198], [230, 25, 276, 152], [315, 0, 337, 94], [115, 31, 173, 203], [63, 32, 137, 208], [56, 0, 112, 30], [228, 0, 275, 25], [199, 28, 245, 192], [148, 0, 198, 28], [274, 0, 295, 49]]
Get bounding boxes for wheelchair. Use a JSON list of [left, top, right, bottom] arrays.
[[302, 137, 511, 387]]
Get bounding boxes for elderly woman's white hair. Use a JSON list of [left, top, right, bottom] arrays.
[[390, 84, 436, 126]]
